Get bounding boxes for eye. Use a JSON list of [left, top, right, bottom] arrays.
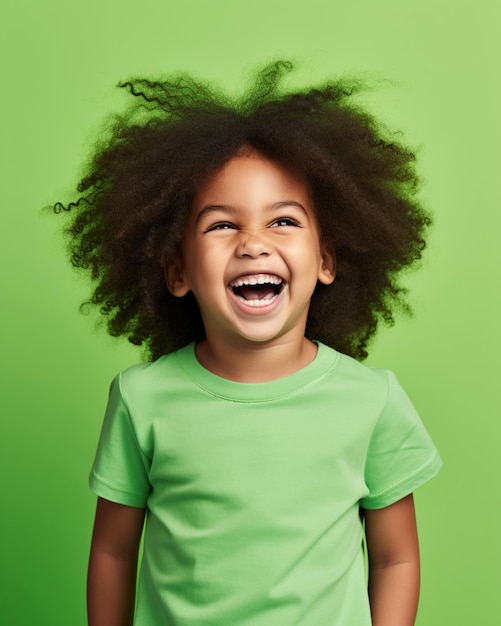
[[270, 216, 300, 228], [205, 221, 237, 232]]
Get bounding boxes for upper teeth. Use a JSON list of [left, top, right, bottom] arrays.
[[230, 274, 282, 287]]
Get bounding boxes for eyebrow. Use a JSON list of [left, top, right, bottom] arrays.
[[194, 201, 308, 224]]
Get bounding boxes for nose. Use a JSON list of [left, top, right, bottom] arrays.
[[235, 229, 271, 258]]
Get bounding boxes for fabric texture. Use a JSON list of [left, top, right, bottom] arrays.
[[90, 342, 442, 626]]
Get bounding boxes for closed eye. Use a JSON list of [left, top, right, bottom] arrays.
[[204, 221, 237, 232], [270, 217, 300, 228]]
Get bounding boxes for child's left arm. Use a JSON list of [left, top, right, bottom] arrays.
[[364, 494, 420, 626]]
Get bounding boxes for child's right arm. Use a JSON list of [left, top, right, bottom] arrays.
[[87, 497, 146, 626]]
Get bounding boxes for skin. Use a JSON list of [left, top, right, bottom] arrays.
[[165, 153, 335, 382], [87, 498, 145, 626], [87, 153, 421, 625], [365, 495, 420, 626]]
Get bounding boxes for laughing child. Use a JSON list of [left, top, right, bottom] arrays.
[[56, 61, 441, 625]]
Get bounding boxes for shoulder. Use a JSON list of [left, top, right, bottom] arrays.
[[338, 352, 420, 424], [117, 343, 195, 404], [319, 342, 393, 396], [117, 344, 193, 391], [307, 344, 405, 429]]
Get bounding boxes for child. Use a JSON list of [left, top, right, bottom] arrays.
[[56, 60, 441, 625]]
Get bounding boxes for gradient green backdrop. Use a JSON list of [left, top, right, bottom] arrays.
[[1, 1, 500, 624]]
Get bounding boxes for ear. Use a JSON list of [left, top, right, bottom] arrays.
[[317, 247, 336, 286], [164, 254, 190, 297]]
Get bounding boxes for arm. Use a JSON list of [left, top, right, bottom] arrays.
[[87, 497, 146, 626], [364, 494, 420, 626]]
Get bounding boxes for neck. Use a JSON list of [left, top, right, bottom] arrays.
[[195, 335, 318, 383]]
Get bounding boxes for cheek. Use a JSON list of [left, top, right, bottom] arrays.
[[184, 245, 221, 287], [287, 237, 322, 263]]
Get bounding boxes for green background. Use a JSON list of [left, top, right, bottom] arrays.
[[1, 1, 499, 624]]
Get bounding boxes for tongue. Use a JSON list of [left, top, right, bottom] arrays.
[[239, 286, 276, 301]]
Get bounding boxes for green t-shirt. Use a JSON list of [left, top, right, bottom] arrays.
[[90, 342, 441, 625]]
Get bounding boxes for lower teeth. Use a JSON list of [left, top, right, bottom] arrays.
[[238, 295, 278, 307]]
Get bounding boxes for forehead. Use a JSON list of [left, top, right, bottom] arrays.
[[191, 154, 311, 209]]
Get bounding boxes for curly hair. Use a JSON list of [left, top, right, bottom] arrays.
[[54, 60, 430, 361]]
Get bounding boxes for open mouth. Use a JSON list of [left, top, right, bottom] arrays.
[[229, 274, 285, 307]]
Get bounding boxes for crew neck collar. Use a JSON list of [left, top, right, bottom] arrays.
[[174, 341, 339, 403]]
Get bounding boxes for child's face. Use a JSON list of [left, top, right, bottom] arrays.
[[166, 153, 335, 348]]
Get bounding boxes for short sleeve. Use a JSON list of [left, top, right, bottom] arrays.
[[89, 374, 151, 507], [360, 370, 442, 510]]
